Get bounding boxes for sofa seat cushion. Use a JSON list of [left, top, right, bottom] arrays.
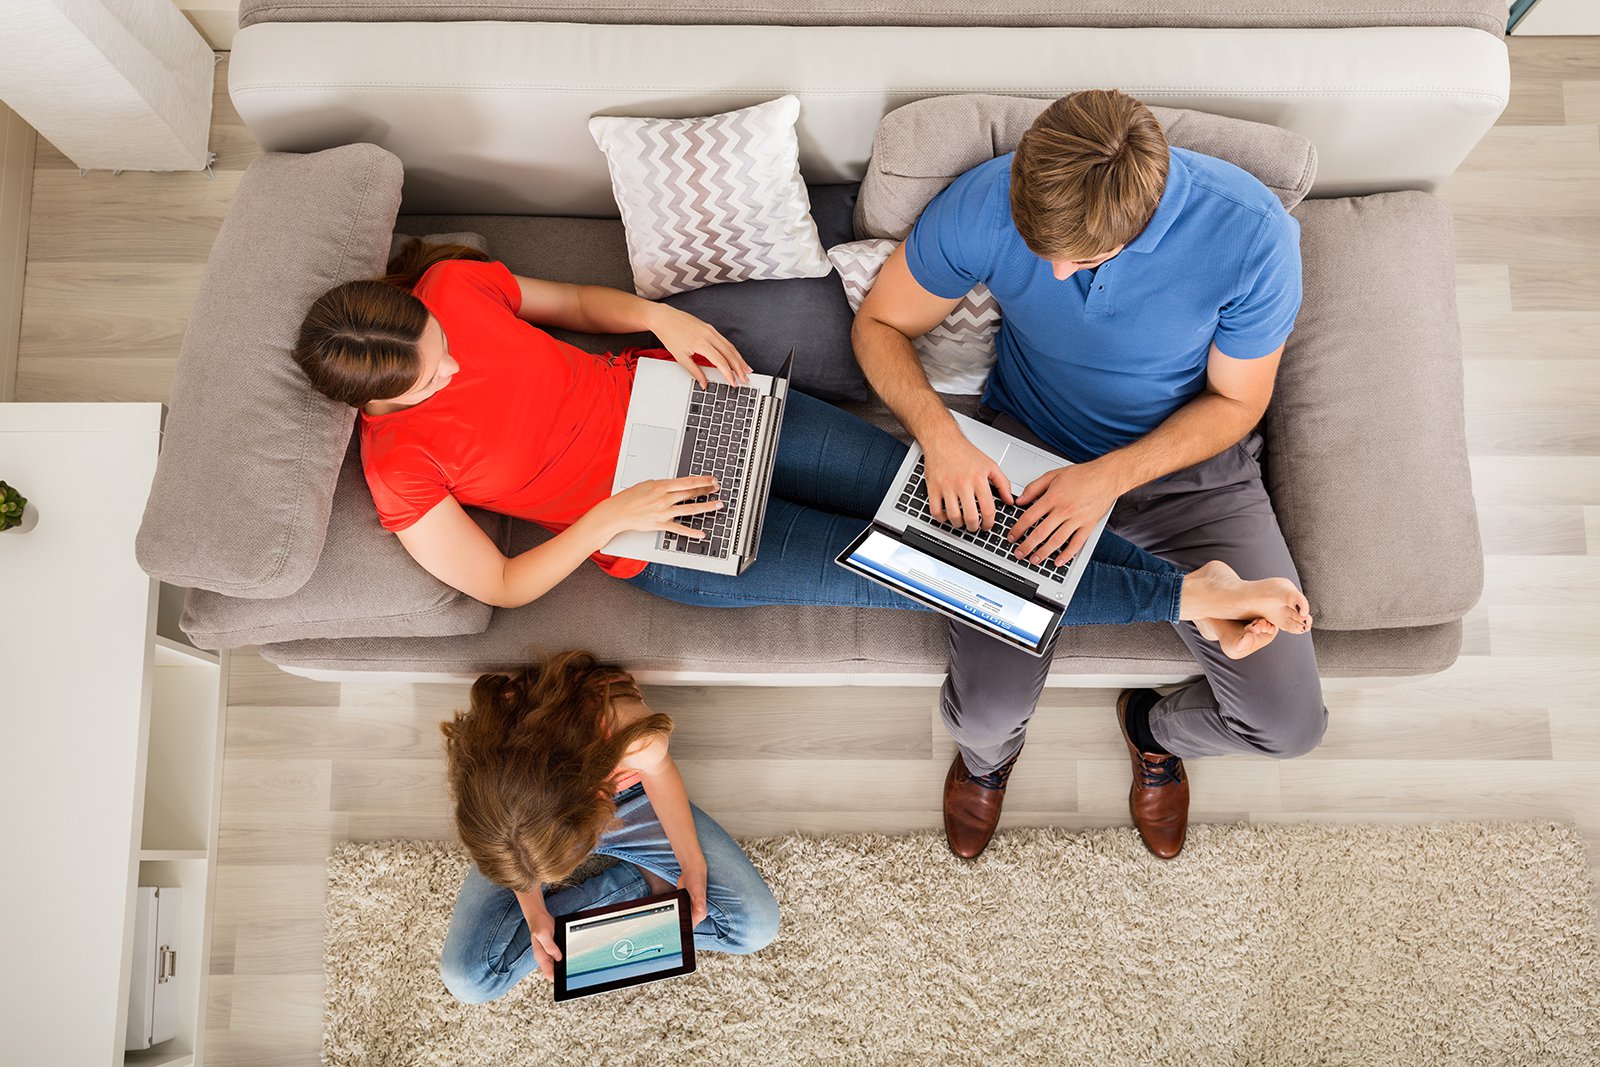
[[179, 437, 509, 649], [1270, 191, 1482, 630], [258, 550, 1464, 678], [396, 183, 873, 402], [136, 144, 404, 598], [856, 96, 1317, 241]]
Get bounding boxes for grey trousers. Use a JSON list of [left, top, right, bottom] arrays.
[[940, 412, 1328, 774]]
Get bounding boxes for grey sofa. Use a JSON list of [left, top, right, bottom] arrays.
[[135, 1, 1500, 684]]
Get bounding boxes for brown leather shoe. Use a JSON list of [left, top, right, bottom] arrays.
[[942, 748, 1020, 860], [1116, 689, 1190, 860]]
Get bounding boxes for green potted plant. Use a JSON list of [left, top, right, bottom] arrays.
[[0, 480, 31, 533]]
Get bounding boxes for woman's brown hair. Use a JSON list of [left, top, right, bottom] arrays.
[[291, 240, 489, 407], [1009, 90, 1170, 261], [440, 651, 673, 892]]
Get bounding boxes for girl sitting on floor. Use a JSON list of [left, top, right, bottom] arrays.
[[438, 650, 778, 1003]]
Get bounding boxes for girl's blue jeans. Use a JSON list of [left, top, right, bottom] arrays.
[[439, 783, 779, 1004], [627, 390, 1183, 626]]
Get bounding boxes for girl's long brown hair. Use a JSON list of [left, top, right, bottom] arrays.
[[291, 240, 489, 407], [440, 651, 674, 892]]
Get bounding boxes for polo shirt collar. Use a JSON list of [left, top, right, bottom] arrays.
[[1123, 149, 1190, 256]]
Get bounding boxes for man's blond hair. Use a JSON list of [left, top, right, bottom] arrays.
[[1010, 90, 1170, 260]]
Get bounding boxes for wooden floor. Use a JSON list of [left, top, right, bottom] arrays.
[[16, 41, 1600, 1066]]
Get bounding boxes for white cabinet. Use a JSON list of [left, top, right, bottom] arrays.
[[0, 403, 227, 1066]]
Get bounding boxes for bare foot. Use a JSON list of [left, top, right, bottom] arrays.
[[1180, 561, 1312, 633], [1194, 616, 1279, 660]]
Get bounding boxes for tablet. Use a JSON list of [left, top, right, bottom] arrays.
[[552, 889, 696, 1002]]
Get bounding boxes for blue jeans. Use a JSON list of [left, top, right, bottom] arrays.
[[627, 390, 1184, 626], [439, 784, 780, 1004]]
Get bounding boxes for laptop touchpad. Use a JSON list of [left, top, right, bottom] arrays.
[[1002, 448, 1057, 492], [621, 425, 679, 486]]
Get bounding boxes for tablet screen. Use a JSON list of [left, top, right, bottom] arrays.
[[554, 890, 695, 1000], [842, 528, 1060, 651]]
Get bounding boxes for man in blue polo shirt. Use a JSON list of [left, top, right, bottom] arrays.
[[853, 90, 1325, 861]]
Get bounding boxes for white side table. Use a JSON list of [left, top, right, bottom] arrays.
[[0, 403, 227, 1066]]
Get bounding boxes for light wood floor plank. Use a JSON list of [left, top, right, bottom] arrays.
[[1510, 264, 1600, 310], [1279, 760, 1600, 820], [1564, 80, 1600, 125], [1078, 758, 1280, 815], [227, 647, 340, 708], [1475, 505, 1590, 556]]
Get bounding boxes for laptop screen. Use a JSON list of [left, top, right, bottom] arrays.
[[842, 529, 1060, 652]]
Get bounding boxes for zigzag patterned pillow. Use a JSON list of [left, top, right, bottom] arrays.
[[589, 96, 832, 300], [828, 238, 1001, 396]]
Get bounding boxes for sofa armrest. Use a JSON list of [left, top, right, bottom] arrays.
[[136, 144, 402, 598], [1268, 191, 1483, 630]]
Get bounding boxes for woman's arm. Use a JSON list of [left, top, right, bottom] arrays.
[[620, 728, 708, 926], [510, 274, 751, 387], [394, 478, 722, 608]]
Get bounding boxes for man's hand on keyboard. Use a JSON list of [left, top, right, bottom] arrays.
[[1010, 461, 1120, 566], [593, 475, 723, 540], [921, 428, 1014, 533]]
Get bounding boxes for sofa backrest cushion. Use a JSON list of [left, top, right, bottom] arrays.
[[238, 0, 1507, 38], [856, 96, 1318, 242], [1270, 191, 1482, 630], [136, 144, 403, 598], [228, 20, 1506, 215]]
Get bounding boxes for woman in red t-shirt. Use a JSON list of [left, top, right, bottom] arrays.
[[291, 242, 1311, 659]]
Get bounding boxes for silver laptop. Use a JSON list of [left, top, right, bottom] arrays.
[[604, 351, 794, 575], [835, 411, 1112, 656]]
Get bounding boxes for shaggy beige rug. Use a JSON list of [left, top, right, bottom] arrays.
[[324, 823, 1600, 1066]]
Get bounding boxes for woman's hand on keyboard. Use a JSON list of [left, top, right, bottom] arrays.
[[592, 476, 723, 539], [921, 429, 1014, 532], [646, 303, 752, 388]]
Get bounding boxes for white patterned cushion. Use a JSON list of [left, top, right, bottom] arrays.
[[588, 96, 831, 300], [828, 238, 1001, 395]]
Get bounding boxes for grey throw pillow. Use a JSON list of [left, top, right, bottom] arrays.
[[136, 144, 403, 598], [856, 95, 1318, 241]]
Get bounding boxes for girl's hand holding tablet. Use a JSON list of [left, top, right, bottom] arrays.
[[515, 889, 563, 982], [677, 863, 709, 928]]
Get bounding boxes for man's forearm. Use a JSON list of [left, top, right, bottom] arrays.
[[1095, 391, 1260, 494], [852, 317, 962, 446]]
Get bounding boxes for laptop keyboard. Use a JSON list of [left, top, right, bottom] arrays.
[[660, 381, 759, 558], [894, 459, 1071, 581]]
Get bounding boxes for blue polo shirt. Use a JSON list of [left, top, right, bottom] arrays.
[[905, 147, 1302, 462]]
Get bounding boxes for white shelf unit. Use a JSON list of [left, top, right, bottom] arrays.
[[0, 404, 229, 1066]]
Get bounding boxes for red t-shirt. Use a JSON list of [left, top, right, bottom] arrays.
[[358, 259, 650, 579]]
